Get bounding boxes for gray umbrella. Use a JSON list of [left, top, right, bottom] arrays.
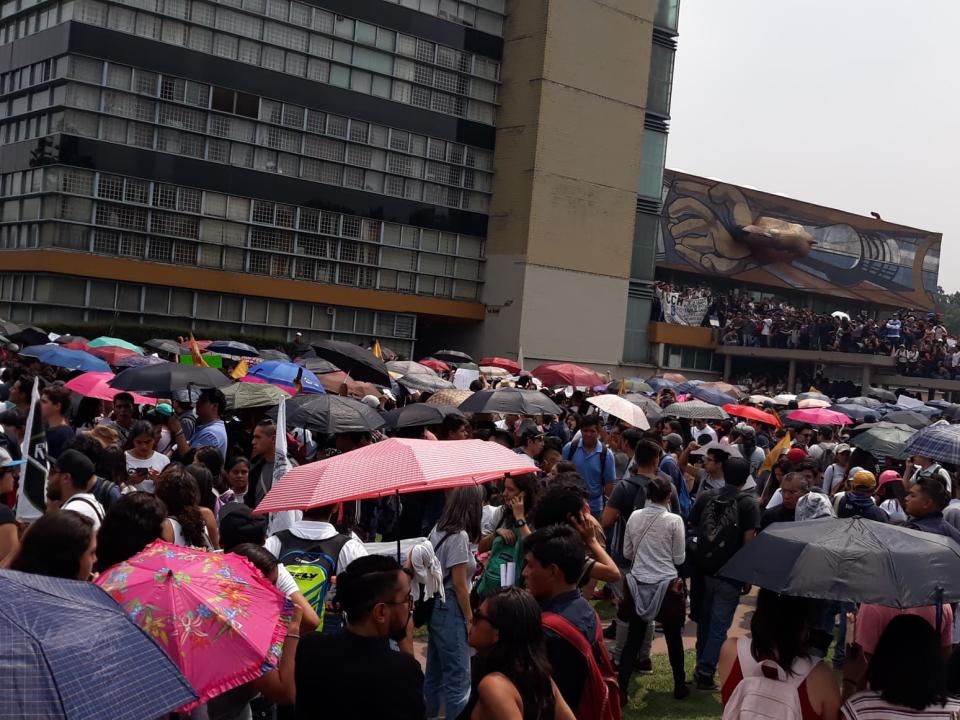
[[395, 374, 456, 392], [459, 388, 562, 416], [382, 404, 463, 429], [867, 386, 897, 403], [622, 393, 663, 422], [848, 422, 916, 458], [272, 394, 385, 434], [720, 517, 960, 607], [662, 400, 729, 421]]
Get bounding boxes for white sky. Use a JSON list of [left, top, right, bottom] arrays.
[[666, 0, 960, 291]]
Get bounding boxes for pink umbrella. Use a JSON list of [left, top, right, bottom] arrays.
[[238, 374, 296, 395], [65, 372, 157, 405], [531, 362, 605, 387], [786, 408, 852, 426], [254, 438, 538, 514], [797, 398, 831, 409], [96, 541, 290, 710]]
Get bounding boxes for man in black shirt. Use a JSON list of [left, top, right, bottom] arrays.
[[295, 555, 425, 720], [760, 472, 809, 529]]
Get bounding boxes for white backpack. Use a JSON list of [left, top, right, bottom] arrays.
[[722, 637, 817, 720]]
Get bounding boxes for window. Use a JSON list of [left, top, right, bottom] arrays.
[[647, 43, 675, 116], [638, 129, 668, 199], [654, 0, 680, 31]]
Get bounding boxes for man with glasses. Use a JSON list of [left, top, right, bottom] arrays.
[[792, 424, 815, 450], [294, 554, 424, 720]]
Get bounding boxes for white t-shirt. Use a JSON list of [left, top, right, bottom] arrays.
[[761, 319, 773, 336], [62, 493, 105, 532], [264, 520, 367, 574], [879, 498, 907, 523], [692, 424, 718, 443], [125, 451, 170, 494]]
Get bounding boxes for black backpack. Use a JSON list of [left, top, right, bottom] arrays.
[[695, 493, 743, 575], [611, 475, 649, 568], [91, 477, 119, 512]]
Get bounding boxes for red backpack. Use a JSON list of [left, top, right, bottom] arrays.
[[542, 611, 621, 720]]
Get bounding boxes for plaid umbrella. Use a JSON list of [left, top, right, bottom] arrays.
[[904, 424, 960, 465], [662, 400, 729, 421], [1, 569, 196, 719], [426, 389, 473, 406]]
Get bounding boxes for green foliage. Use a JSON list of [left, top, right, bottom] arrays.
[[623, 649, 722, 719], [933, 286, 960, 337]]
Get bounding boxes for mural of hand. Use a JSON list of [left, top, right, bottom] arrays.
[[667, 182, 755, 274], [741, 217, 814, 265]]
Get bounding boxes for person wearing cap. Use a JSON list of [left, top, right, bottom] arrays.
[[0, 447, 26, 564], [836, 471, 887, 523], [659, 432, 685, 490], [516, 425, 546, 467], [822, 443, 851, 493], [168, 387, 228, 460], [904, 475, 960, 544], [49, 449, 105, 531], [875, 470, 908, 523], [171, 390, 198, 442], [733, 425, 765, 478]]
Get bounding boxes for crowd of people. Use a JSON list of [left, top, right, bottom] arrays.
[[5, 339, 960, 720], [654, 280, 958, 380]]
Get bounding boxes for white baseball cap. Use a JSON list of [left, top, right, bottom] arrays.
[[0, 447, 25, 468]]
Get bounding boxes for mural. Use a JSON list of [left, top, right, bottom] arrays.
[[657, 171, 942, 310]]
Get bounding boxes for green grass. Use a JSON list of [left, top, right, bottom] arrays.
[[622, 649, 722, 720]]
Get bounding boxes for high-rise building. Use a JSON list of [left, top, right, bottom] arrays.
[[0, 0, 677, 364]]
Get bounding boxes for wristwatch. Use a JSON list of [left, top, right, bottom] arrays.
[[515, 518, 527, 527]]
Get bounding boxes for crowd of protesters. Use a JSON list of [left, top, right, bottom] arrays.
[[6, 336, 960, 720], [654, 281, 958, 380]]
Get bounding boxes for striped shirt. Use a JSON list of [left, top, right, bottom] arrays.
[[842, 691, 960, 720]]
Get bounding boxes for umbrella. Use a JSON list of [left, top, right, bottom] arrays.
[[259, 348, 291, 362], [720, 517, 960, 608], [237, 375, 296, 395], [459, 388, 562, 416], [586, 394, 650, 430], [1, 568, 197, 719], [797, 397, 831, 409], [109, 363, 231, 394], [662, 400, 728, 421], [797, 391, 830, 403], [297, 357, 339, 374], [722, 404, 781, 427], [829, 404, 880, 423], [387, 360, 439, 378], [646, 377, 677, 391], [144, 338, 182, 355], [785, 408, 852, 426], [478, 357, 522, 374], [255, 438, 537, 514], [65, 372, 158, 406], [663, 372, 688, 383], [689, 385, 739, 407], [207, 340, 260, 358], [222, 382, 290, 410], [88, 336, 144, 354], [849, 422, 915, 458], [419, 358, 451, 374], [622, 393, 664, 422], [426, 389, 474, 406], [248, 360, 325, 394], [60, 340, 90, 351], [382, 404, 464, 429], [901, 404, 941, 419], [772, 393, 797, 405], [903, 424, 960, 465], [272, 394, 385, 434], [20, 344, 111, 373], [97, 541, 290, 710], [395, 374, 456, 393], [428, 350, 474, 365], [311, 339, 390, 386], [114, 354, 168, 369], [831, 310, 850, 321], [0, 319, 22, 336], [926, 400, 957, 411], [867, 386, 898, 403], [607, 378, 653, 394], [700, 382, 746, 399], [881, 410, 931, 429], [10, 325, 50, 346], [316, 371, 382, 399], [480, 365, 511, 378], [87, 345, 140, 365], [531, 362, 605, 388], [840, 396, 882, 408], [53, 334, 89, 345], [691, 441, 743, 458]]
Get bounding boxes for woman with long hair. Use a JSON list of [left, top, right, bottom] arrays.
[[123, 420, 170, 493], [8, 511, 97, 581], [185, 463, 218, 515], [425, 485, 484, 720], [875, 471, 908, 523], [476, 473, 538, 599], [95, 492, 171, 573], [215, 456, 251, 513], [155, 466, 218, 550], [719, 589, 841, 720], [463, 587, 574, 720]]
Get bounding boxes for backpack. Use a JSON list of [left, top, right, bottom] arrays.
[[815, 444, 835, 474], [564, 438, 608, 482], [695, 492, 743, 575], [722, 637, 816, 720], [542, 611, 621, 720], [412, 532, 452, 628], [475, 529, 524, 599], [275, 530, 351, 631], [611, 475, 648, 567], [91, 477, 120, 512]]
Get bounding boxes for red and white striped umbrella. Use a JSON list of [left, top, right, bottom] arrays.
[[253, 438, 536, 514]]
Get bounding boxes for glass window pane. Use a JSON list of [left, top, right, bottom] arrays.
[[637, 129, 667, 198], [647, 43, 675, 116]]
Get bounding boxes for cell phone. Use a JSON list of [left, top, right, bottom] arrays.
[[129, 467, 148, 477]]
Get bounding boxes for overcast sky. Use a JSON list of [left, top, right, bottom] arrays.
[[666, 0, 960, 292]]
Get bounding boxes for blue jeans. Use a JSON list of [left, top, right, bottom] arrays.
[[695, 576, 742, 680], [424, 597, 470, 719]]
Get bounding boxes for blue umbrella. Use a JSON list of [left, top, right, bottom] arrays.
[[904, 424, 960, 465], [830, 404, 880, 422], [20, 344, 111, 373], [689, 385, 737, 407], [0, 568, 197, 719], [249, 360, 325, 394], [646, 377, 677, 391]]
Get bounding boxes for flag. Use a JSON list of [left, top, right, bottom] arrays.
[[371, 339, 383, 361], [16, 377, 47, 521], [759, 431, 791, 477], [230, 359, 249, 380], [190, 334, 208, 367], [517, 345, 525, 372], [267, 397, 298, 535]]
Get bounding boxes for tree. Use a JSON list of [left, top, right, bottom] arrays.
[[933, 286, 960, 336]]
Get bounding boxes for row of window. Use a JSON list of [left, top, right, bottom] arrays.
[[0, 0, 69, 44], [0, 56, 60, 96], [378, 0, 504, 37], [0, 271, 418, 352]]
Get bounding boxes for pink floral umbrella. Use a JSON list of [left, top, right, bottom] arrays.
[[96, 541, 290, 709]]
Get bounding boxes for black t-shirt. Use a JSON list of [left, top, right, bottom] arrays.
[[760, 504, 795, 530], [0, 503, 14, 526], [607, 475, 648, 567], [46, 425, 75, 460], [295, 630, 425, 720]]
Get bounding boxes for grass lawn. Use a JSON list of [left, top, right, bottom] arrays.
[[622, 649, 722, 720]]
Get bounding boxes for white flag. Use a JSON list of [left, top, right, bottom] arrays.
[[268, 397, 298, 534], [16, 377, 46, 521]]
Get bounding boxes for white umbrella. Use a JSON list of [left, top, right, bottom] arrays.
[[832, 311, 850, 321], [798, 398, 831, 409], [749, 394, 776, 405], [479, 366, 510, 378], [773, 393, 797, 405], [586, 394, 650, 430]]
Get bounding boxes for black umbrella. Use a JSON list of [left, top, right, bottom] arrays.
[[143, 338, 182, 355], [52, 335, 89, 345], [622, 393, 664, 422], [395, 374, 456, 393], [867, 386, 897, 403], [206, 340, 260, 358], [296, 357, 339, 374], [428, 350, 474, 365], [10, 326, 49, 347], [109, 364, 231, 394], [382, 404, 463, 429], [881, 410, 931, 429], [720, 517, 960, 608], [311, 339, 390, 386], [259, 349, 291, 362], [271, 394, 385, 434], [459, 388, 562, 416]]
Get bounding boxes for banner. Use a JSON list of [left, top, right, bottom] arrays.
[[658, 289, 711, 326], [16, 377, 47, 521]]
